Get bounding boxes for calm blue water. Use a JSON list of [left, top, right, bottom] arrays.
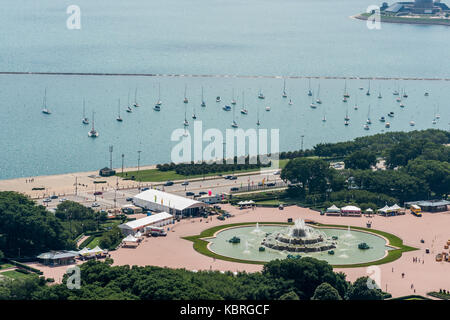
[[0, 0, 449, 179]]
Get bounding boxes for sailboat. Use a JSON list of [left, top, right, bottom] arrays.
[[156, 83, 162, 106], [256, 104, 260, 126], [183, 85, 189, 104], [201, 86, 206, 107], [366, 81, 371, 96], [126, 91, 132, 113], [377, 85, 382, 99], [363, 123, 370, 130], [310, 93, 317, 108], [316, 83, 322, 104], [402, 89, 408, 98], [322, 106, 326, 122], [223, 104, 231, 111], [183, 106, 189, 126], [231, 103, 238, 128], [231, 88, 237, 105], [307, 79, 313, 96], [354, 93, 359, 110], [41, 89, 51, 114], [216, 96, 221, 102], [288, 99, 293, 105], [435, 104, 440, 119], [258, 88, 265, 99], [409, 120, 416, 126], [192, 104, 197, 119], [282, 79, 287, 98], [265, 105, 271, 111], [343, 80, 350, 98], [240, 91, 248, 115], [366, 105, 372, 124], [344, 105, 350, 121], [133, 88, 140, 107], [88, 111, 99, 137], [82, 99, 89, 124], [116, 99, 123, 122]]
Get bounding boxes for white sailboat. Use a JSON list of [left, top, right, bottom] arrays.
[[310, 94, 317, 109], [366, 81, 371, 96], [183, 85, 189, 104], [354, 93, 359, 110], [240, 91, 248, 115], [82, 99, 89, 124], [378, 85, 382, 99], [133, 88, 140, 107], [258, 88, 265, 99], [41, 89, 51, 114], [231, 103, 238, 128], [288, 99, 293, 105], [282, 79, 287, 98], [116, 99, 123, 122], [88, 111, 99, 137], [201, 86, 206, 107], [126, 91, 132, 113], [366, 105, 372, 124], [192, 104, 197, 119], [156, 83, 162, 106], [344, 105, 350, 121], [307, 79, 313, 96], [231, 88, 237, 105], [343, 80, 350, 98], [256, 104, 260, 126], [183, 106, 189, 126], [316, 83, 322, 104]]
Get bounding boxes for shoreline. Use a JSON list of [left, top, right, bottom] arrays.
[[353, 13, 450, 26]]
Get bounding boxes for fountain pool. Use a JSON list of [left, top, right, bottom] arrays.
[[207, 223, 392, 265]]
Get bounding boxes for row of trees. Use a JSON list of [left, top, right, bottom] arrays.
[[0, 258, 384, 300], [0, 192, 109, 258]]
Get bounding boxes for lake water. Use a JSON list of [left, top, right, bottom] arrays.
[[0, 0, 449, 179]]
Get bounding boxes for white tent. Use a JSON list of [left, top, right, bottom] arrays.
[[341, 205, 361, 212], [326, 205, 341, 212], [389, 204, 401, 211], [378, 205, 390, 213], [365, 208, 374, 213], [123, 235, 138, 243], [78, 247, 91, 256], [90, 246, 104, 254], [135, 231, 143, 238]]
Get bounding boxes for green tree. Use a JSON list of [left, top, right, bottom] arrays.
[[405, 159, 450, 198], [279, 291, 300, 300], [345, 277, 383, 300], [344, 150, 377, 170], [312, 282, 342, 300], [281, 158, 331, 194]]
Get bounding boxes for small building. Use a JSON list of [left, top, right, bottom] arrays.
[[118, 211, 174, 236], [99, 167, 116, 177], [326, 205, 341, 216], [37, 250, 78, 266], [198, 194, 227, 204], [133, 189, 207, 217], [121, 204, 143, 215], [412, 200, 450, 213], [340, 205, 362, 217]]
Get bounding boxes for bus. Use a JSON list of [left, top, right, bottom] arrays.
[[410, 205, 422, 217]]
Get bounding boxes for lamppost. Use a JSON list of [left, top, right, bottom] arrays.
[[137, 150, 142, 190], [109, 145, 113, 169], [121, 153, 125, 176]]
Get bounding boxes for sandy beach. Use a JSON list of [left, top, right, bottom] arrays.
[[30, 204, 450, 299]]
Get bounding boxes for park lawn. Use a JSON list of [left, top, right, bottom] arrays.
[[0, 263, 15, 270], [1, 270, 33, 280], [117, 167, 267, 182], [87, 236, 102, 249]]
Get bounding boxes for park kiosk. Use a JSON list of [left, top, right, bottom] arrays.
[[325, 205, 341, 216], [340, 205, 362, 217]]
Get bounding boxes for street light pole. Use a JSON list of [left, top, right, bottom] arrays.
[[137, 150, 142, 190], [121, 153, 125, 176]]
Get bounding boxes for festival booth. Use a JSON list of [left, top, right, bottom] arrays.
[[122, 234, 139, 248], [378, 205, 390, 216], [340, 205, 362, 217], [388, 204, 405, 216], [325, 205, 341, 216], [237, 200, 256, 209], [365, 208, 374, 217]]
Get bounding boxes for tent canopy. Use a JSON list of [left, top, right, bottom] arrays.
[[378, 205, 390, 212], [90, 246, 104, 254], [326, 205, 341, 212], [341, 205, 361, 212], [123, 235, 138, 243], [365, 208, 374, 212]]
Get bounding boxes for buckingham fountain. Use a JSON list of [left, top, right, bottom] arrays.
[[261, 219, 336, 253]]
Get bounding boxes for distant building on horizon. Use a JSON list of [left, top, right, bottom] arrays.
[[381, 0, 449, 14]]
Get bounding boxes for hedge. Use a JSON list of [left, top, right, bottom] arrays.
[[79, 235, 96, 249], [8, 260, 43, 275]]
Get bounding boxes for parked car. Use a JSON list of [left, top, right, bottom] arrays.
[[186, 192, 195, 196], [213, 205, 221, 210], [59, 198, 67, 202], [126, 197, 133, 202], [224, 175, 232, 180], [181, 181, 189, 186], [274, 170, 281, 175], [93, 191, 103, 196], [217, 216, 225, 221], [229, 176, 238, 180], [164, 181, 174, 186], [266, 182, 276, 187], [91, 202, 100, 207], [43, 198, 51, 203], [230, 187, 239, 192], [50, 195, 58, 199], [141, 187, 149, 191], [199, 191, 207, 195]]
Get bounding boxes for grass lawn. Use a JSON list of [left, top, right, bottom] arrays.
[[0, 263, 15, 270], [183, 221, 417, 267], [1, 270, 32, 280], [86, 236, 102, 249], [117, 167, 269, 182]]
